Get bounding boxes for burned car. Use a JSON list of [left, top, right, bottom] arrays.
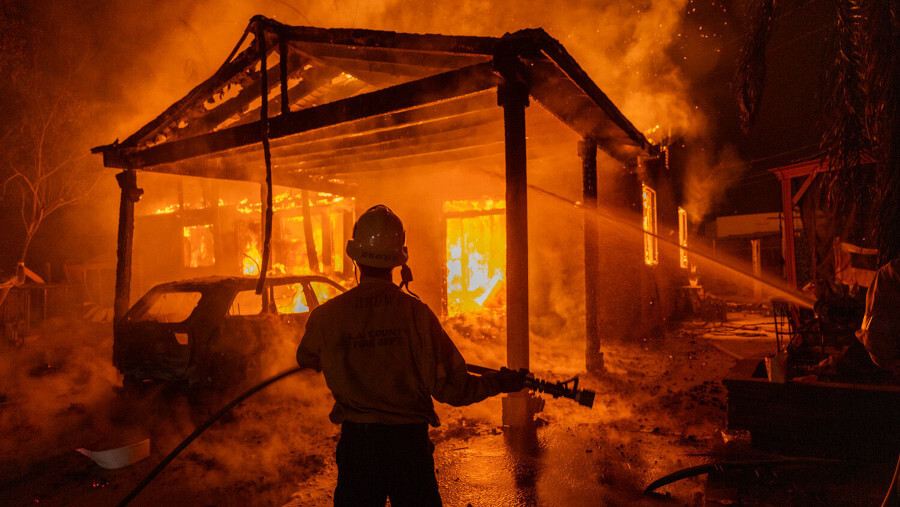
[[115, 275, 345, 391]]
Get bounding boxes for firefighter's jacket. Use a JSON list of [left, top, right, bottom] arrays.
[[297, 276, 502, 426], [857, 258, 900, 373]]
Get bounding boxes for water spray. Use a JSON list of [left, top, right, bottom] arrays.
[[476, 167, 816, 309]]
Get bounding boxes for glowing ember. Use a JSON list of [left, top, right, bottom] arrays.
[[642, 184, 658, 266], [444, 199, 506, 316], [155, 203, 179, 215], [678, 207, 689, 269]]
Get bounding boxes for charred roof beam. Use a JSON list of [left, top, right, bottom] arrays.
[[99, 61, 500, 170], [272, 115, 504, 166], [254, 16, 498, 56], [289, 40, 491, 70], [118, 40, 277, 150], [130, 157, 356, 196], [200, 91, 497, 161], [180, 52, 311, 136]]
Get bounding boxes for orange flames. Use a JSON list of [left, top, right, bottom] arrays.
[[183, 225, 215, 268], [642, 184, 658, 266], [678, 207, 689, 269], [445, 199, 506, 316], [242, 237, 262, 275]]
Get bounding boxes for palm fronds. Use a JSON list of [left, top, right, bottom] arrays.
[[821, 0, 900, 263], [734, 0, 779, 131], [736, 0, 900, 265]]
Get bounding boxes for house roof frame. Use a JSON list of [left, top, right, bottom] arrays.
[[93, 15, 655, 189]]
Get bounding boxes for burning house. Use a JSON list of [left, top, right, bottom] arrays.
[[92, 16, 687, 407]]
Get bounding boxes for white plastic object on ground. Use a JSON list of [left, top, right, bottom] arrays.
[[76, 439, 150, 469]]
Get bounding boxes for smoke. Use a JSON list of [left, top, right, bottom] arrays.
[[1, 0, 728, 274], [682, 144, 748, 222], [0, 320, 121, 475]]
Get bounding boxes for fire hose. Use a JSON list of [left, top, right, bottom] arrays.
[[117, 366, 303, 506], [466, 364, 596, 408], [642, 457, 843, 496], [117, 363, 593, 505]]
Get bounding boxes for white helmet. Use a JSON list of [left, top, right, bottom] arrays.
[[345, 205, 409, 268]]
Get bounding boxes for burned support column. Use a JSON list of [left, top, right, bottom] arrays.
[[114, 170, 143, 324], [301, 189, 320, 272], [780, 176, 798, 287], [500, 80, 529, 371], [580, 139, 603, 373], [499, 78, 536, 427]]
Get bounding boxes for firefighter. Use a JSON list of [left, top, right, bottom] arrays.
[[296, 204, 525, 507], [857, 257, 900, 373]]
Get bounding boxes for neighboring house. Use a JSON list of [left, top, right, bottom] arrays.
[[770, 156, 878, 290], [704, 211, 794, 298]]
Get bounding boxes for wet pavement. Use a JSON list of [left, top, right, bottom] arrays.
[[437, 424, 602, 507], [4, 312, 897, 505]]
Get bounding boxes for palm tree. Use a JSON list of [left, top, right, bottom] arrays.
[[735, 0, 899, 266]]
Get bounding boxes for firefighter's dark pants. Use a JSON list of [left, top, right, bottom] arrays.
[[334, 421, 441, 507]]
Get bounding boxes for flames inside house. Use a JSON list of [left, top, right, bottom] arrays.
[[137, 180, 354, 286], [135, 178, 513, 319], [444, 199, 506, 316]]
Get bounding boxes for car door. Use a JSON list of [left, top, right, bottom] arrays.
[[208, 285, 275, 387], [272, 280, 312, 343], [115, 288, 202, 382]]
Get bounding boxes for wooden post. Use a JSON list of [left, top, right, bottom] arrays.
[[321, 209, 334, 271], [580, 139, 603, 373], [500, 80, 529, 372], [260, 182, 267, 250], [499, 78, 536, 427], [810, 202, 817, 283], [114, 170, 143, 324], [279, 37, 290, 116], [780, 176, 798, 287], [301, 189, 320, 272], [343, 210, 354, 276], [751, 238, 762, 301]]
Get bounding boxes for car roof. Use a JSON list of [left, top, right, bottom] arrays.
[[151, 275, 343, 292]]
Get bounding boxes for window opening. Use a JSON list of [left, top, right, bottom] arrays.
[[678, 207, 689, 269], [133, 291, 202, 323], [229, 290, 264, 316], [444, 199, 506, 316], [309, 281, 343, 306], [642, 184, 658, 266], [273, 283, 309, 314]]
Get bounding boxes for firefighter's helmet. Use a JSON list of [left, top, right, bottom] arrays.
[[346, 205, 409, 268]]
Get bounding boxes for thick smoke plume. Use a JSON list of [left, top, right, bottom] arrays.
[[1, 0, 722, 271], [683, 144, 748, 221]]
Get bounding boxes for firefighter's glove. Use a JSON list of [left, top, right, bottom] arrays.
[[495, 367, 528, 393]]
